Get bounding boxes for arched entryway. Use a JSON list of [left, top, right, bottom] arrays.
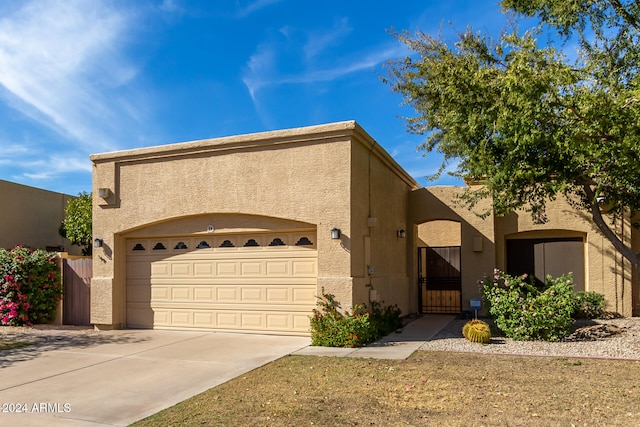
[[417, 220, 462, 313], [505, 231, 586, 291]]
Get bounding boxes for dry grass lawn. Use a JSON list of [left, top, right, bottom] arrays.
[[132, 351, 640, 426]]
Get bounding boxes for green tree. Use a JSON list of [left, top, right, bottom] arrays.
[[384, 0, 640, 273], [60, 192, 92, 256]]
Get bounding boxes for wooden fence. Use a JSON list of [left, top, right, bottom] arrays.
[[62, 257, 92, 326]]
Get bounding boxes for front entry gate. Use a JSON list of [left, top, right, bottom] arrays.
[[418, 246, 461, 314]]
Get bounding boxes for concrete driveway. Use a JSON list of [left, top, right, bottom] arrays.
[[0, 329, 309, 426]]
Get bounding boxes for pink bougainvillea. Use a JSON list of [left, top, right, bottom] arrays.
[[0, 246, 62, 326]]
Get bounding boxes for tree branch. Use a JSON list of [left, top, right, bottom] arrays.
[[608, 0, 640, 31], [582, 183, 640, 270]]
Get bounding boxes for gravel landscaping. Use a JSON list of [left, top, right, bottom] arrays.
[[421, 316, 640, 360]]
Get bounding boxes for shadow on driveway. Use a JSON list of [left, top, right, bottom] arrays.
[[0, 326, 150, 369]]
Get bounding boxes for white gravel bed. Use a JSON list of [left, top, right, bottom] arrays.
[[420, 317, 640, 360]]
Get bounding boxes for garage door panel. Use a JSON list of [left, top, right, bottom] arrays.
[[266, 314, 289, 329], [193, 312, 214, 326], [292, 260, 316, 276], [216, 262, 238, 276], [216, 312, 238, 327], [149, 308, 313, 333], [151, 287, 170, 300], [266, 288, 289, 303], [240, 261, 263, 275], [151, 263, 170, 277], [194, 288, 213, 300], [127, 262, 151, 279], [126, 231, 317, 334], [171, 287, 191, 300], [292, 287, 316, 303], [127, 282, 151, 302], [216, 287, 239, 302], [171, 311, 192, 326], [241, 288, 263, 302], [170, 263, 192, 276], [240, 313, 263, 328], [266, 261, 288, 276], [193, 262, 214, 276]]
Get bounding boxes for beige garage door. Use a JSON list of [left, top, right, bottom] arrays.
[[126, 231, 317, 334]]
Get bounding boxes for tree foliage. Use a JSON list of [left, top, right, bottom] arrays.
[[385, 0, 640, 270], [60, 192, 92, 256]]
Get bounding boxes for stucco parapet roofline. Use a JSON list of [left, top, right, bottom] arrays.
[[90, 121, 359, 163], [89, 121, 419, 189], [348, 122, 419, 190]]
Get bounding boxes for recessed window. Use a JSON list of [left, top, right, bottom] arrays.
[[269, 238, 286, 246], [132, 243, 145, 251], [174, 241, 188, 250], [220, 240, 235, 248], [153, 242, 166, 250], [196, 241, 211, 249], [244, 239, 260, 247], [295, 237, 313, 246]]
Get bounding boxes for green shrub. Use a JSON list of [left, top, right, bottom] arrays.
[[310, 290, 402, 348], [369, 300, 403, 337], [481, 269, 574, 341], [0, 246, 62, 326], [572, 291, 605, 319]]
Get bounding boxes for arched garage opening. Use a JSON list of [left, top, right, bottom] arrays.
[[123, 214, 318, 335], [416, 220, 462, 313]]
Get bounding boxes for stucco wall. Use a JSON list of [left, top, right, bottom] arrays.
[[349, 131, 416, 315], [417, 220, 461, 247], [494, 196, 634, 316], [90, 121, 414, 328], [409, 186, 496, 312], [0, 180, 80, 254], [410, 184, 637, 317]]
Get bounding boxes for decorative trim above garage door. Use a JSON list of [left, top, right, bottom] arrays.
[[126, 230, 317, 335]]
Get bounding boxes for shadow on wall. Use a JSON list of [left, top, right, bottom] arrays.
[[409, 187, 497, 313]]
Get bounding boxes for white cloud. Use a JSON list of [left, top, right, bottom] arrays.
[[21, 154, 92, 180], [303, 17, 352, 61], [243, 42, 407, 98], [236, 0, 284, 18], [0, 0, 139, 152], [160, 0, 182, 13]]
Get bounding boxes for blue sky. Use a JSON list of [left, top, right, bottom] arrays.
[[0, 0, 513, 196]]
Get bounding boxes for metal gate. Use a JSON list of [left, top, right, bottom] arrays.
[[62, 257, 92, 325], [418, 246, 461, 313]]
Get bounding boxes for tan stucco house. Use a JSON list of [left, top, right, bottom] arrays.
[[0, 179, 80, 254], [90, 121, 639, 333]]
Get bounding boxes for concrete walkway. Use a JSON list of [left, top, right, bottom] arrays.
[[293, 314, 456, 360]]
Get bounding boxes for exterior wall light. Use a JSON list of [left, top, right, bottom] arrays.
[[397, 229, 406, 238], [98, 188, 111, 198], [94, 238, 103, 248], [331, 228, 341, 240]]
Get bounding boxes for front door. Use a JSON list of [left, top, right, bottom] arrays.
[[418, 246, 462, 313]]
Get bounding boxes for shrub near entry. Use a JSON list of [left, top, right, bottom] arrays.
[[481, 269, 575, 342], [572, 291, 605, 319], [310, 290, 402, 348], [0, 246, 62, 326]]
